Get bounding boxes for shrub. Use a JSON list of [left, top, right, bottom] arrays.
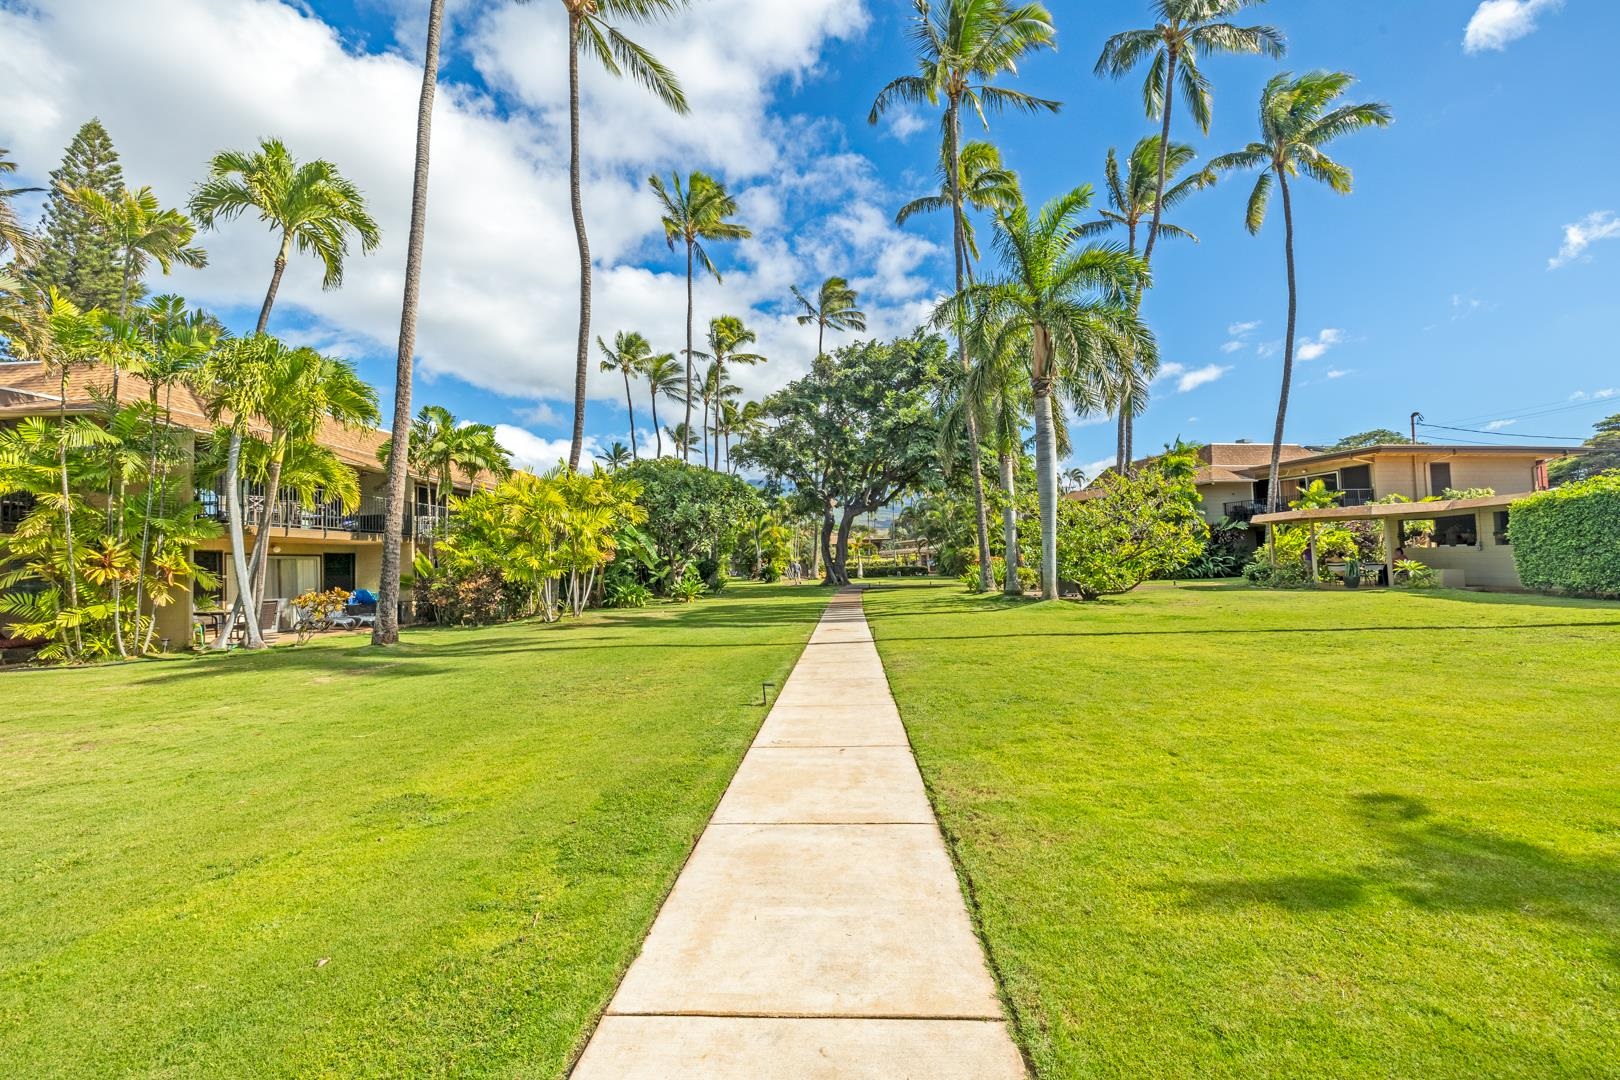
[[1393, 559, 1437, 589], [672, 563, 707, 603], [1056, 466, 1208, 599], [1509, 475, 1620, 597], [418, 567, 513, 625], [604, 580, 652, 608], [860, 564, 929, 578], [1243, 557, 1309, 588]]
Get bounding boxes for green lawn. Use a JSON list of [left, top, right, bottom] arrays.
[[0, 583, 828, 1078], [865, 580, 1620, 1079]]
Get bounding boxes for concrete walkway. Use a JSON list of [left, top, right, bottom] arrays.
[[572, 589, 1024, 1079]]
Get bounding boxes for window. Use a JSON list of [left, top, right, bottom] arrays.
[[193, 550, 225, 607], [323, 552, 356, 593], [1494, 510, 1511, 545], [1429, 461, 1452, 495], [1432, 514, 1477, 547]]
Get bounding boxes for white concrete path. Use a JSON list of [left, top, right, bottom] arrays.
[[572, 588, 1024, 1079]]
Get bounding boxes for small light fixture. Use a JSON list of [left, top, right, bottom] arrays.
[[272, 545, 282, 554]]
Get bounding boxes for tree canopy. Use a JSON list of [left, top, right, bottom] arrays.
[[1330, 428, 1410, 450]]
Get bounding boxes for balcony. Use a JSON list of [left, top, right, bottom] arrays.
[[200, 486, 452, 540], [2, 492, 35, 533], [1222, 500, 1268, 522], [1337, 488, 1377, 507]]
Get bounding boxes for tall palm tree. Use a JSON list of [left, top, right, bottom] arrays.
[[189, 137, 380, 335], [0, 148, 41, 263], [870, 0, 1058, 594], [597, 330, 655, 459], [648, 170, 750, 461], [595, 441, 633, 471], [1096, 0, 1283, 267], [896, 139, 1020, 264], [379, 0, 446, 648], [950, 316, 1033, 595], [381, 405, 512, 532], [1212, 71, 1390, 511], [665, 421, 699, 458], [521, 0, 689, 471], [941, 183, 1153, 599], [641, 349, 682, 457], [1078, 135, 1214, 466], [791, 276, 867, 359], [693, 314, 764, 468], [72, 186, 207, 322]]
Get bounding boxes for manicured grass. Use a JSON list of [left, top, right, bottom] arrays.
[[865, 580, 1620, 1079], [0, 583, 828, 1078]]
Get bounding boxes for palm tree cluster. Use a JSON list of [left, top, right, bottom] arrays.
[[872, 0, 1388, 597]]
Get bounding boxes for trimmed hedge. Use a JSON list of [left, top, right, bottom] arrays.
[[1509, 474, 1620, 597]]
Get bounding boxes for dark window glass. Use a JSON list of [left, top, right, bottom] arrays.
[[1340, 465, 1372, 489], [1429, 461, 1452, 494], [193, 550, 225, 606], [323, 552, 357, 593], [1432, 514, 1477, 547], [1494, 511, 1511, 545]]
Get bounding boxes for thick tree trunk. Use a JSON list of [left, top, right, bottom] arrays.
[[622, 369, 638, 459], [1000, 449, 1020, 596], [566, 15, 590, 473], [377, 0, 444, 645], [819, 507, 837, 585], [682, 243, 694, 462], [1267, 169, 1298, 514], [1034, 389, 1059, 600], [832, 507, 860, 587], [257, 236, 290, 335], [248, 454, 284, 610], [1141, 46, 1177, 268]]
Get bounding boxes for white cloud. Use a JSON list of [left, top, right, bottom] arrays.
[[1570, 388, 1617, 402], [493, 424, 601, 473], [1296, 328, 1345, 361], [883, 109, 929, 141], [1548, 210, 1620, 269], [1155, 362, 1229, 394], [1325, 368, 1350, 380], [1464, 0, 1562, 54], [1227, 320, 1261, 337], [1257, 340, 1280, 358], [0, 0, 928, 432], [1219, 340, 1246, 354], [1483, 419, 1517, 431]]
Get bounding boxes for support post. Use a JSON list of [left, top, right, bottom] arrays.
[[1383, 517, 1400, 587], [1308, 521, 1319, 587]]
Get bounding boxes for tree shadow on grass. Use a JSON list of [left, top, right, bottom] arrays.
[[1164, 793, 1620, 958]]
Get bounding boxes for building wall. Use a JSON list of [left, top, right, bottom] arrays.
[[1405, 509, 1522, 588], [1200, 482, 1257, 522], [1279, 452, 1551, 501]]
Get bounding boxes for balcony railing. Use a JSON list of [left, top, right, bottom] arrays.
[[1222, 500, 1268, 522], [200, 486, 452, 539], [2, 492, 35, 533]]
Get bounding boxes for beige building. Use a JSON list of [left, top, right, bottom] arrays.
[[1, 360, 475, 647]]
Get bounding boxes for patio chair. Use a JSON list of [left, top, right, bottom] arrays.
[[257, 599, 284, 642]]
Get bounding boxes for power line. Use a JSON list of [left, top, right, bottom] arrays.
[[1417, 421, 1584, 442], [1441, 394, 1618, 428]]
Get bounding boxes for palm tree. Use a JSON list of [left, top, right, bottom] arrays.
[[381, 405, 512, 539], [791, 276, 867, 358], [941, 183, 1153, 599], [694, 315, 764, 468], [1096, 0, 1283, 268], [379, 0, 447, 648], [640, 349, 682, 458], [950, 316, 1032, 595], [870, 0, 1058, 594], [189, 137, 380, 334], [0, 148, 41, 263], [665, 421, 699, 458], [595, 441, 633, 470], [648, 170, 750, 461], [1078, 135, 1213, 466], [597, 330, 655, 459], [521, 0, 689, 471], [896, 139, 1020, 263], [72, 186, 207, 322], [1211, 71, 1390, 511]]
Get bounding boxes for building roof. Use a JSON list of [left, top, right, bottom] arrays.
[[1198, 441, 1313, 468], [1251, 491, 1525, 526], [1238, 442, 1582, 478], [0, 360, 483, 488]]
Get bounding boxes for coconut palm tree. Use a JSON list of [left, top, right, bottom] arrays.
[[1078, 135, 1214, 466], [791, 276, 867, 359], [189, 138, 380, 334], [595, 441, 633, 470], [693, 314, 764, 468], [648, 170, 750, 461], [640, 349, 682, 458], [1211, 71, 1390, 511], [379, 0, 446, 647], [1095, 0, 1283, 268], [520, 0, 689, 471], [896, 139, 1020, 264], [949, 316, 1033, 595], [597, 330, 655, 459], [665, 421, 699, 458], [381, 405, 512, 536], [0, 148, 41, 263], [71, 186, 207, 321], [870, 0, 1058, 594], [940, 183, 1154, 599]]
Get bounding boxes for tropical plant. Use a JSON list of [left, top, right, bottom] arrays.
[[791, 276, 867, 359], [640, 349, 683, 458], [1393, 559, 1437, 589], [596, 440, 633, 470], [871, 0, 1058, 594], [598, 330, 659, 458], [189, 137, 380, 334], [378, 0, 448, 647], [1508, 474, 1620, 597], [665, 421, 700, 458], [1055, 459, 1207, 598], [1096, 0, 1284, 267], [1212, 71, 1391, 510], [896, 139, 1019, 263], [694, 315, 764, 468], [1, 147, 41, 263], [671, 562, 707, 603], [938, 183, 1153, 599], [1547, 414, 1620, 485], [71, 186, 207, 322], [291, 586, 354, 643], [617, 457, 764, 590], [648, 170, 749, 462]]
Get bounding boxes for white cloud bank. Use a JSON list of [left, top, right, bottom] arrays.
[[1464, 0, 1562, 53], [1296, 328, 1344, 361], [1548, 210, 1620, 269], [0, 0, 942, 432], [1156, 362, 1229, 394]]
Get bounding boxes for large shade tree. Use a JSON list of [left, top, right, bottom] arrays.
[[870, 0, 1058, 594], [1211, 70, 1390, 511], [189, 138, 380, 335], [648, 170, 750, 462], [791, 276, 867, 359], [521, 0, 690, 471]]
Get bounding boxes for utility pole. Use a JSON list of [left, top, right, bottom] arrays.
[[1410, 411, 1424, 444]]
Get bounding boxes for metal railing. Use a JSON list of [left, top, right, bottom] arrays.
[[1, 492, 35, 533], [201, 486, 455, 539], [1337, 488, 1377, 507], [1222, 500, 1268, 522]]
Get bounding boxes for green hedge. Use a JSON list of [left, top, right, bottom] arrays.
[[1510, 475, 1620, 597]]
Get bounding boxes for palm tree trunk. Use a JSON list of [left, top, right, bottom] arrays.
[[682, 243, 695, 462], [248, 454, 284, 607], [1033, 387, 1059, 600], [1267, 169, 1298, 515], [945, 95, 994, 594], [650, 387, 663, 457], [817, 320, 824, 360], [257, 234, 291, 335], [1141, 46, 1177, 268], [132, 387, 163, 651], [377, 0, 444, 647], [566, 14, 590, 473], [1000, 449, 1020, 596], [1115, 408, 1127, 471], [622, 369, 638, 459], [57, 370, 83, 660], [214, 428, 263, 649]]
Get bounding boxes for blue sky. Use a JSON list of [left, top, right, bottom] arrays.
[[3, 0, 1617, 477]]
